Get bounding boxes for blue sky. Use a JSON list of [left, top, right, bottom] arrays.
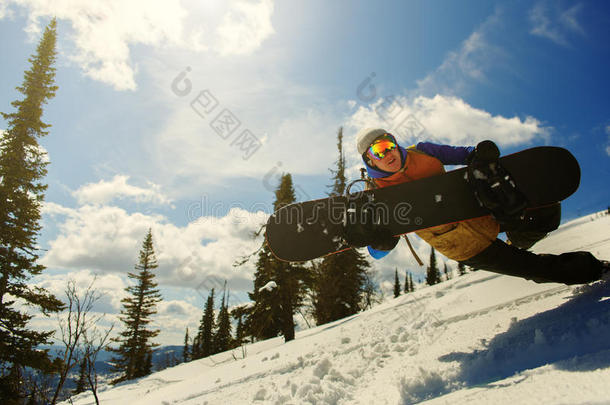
[[1, 0, 609, 344]]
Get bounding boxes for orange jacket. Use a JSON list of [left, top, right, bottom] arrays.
[[371, 147, 499, 261]]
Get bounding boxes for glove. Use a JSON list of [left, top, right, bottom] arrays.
[[467, 140, 500, 167]]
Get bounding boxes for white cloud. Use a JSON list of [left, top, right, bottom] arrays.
[[151, 97, 342, 195], [35, 269, 127, 314], [216, 0, 274, 56], [31, 269, 202, 345], [72, 175, 174, 206], [345, 94, 550, 161], [416, 10, 505, 97], [529, 2, 585, 47], [41, 202, 266, 292], [3, 0, 275, 91]]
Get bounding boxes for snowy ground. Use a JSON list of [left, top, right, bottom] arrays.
[[67, 212, 610, 405]]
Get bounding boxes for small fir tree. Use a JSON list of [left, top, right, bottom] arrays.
[[195, 289, 216, 358], [182, 328, 190, 363], [111, 229, 163, 382], [426, 247, 441, 285], [393, 269, 401, 298], [214, 288, 232, 353], [230, 305, 250, 347]]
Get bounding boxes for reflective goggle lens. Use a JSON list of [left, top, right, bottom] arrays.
[[367, 135, 397, 160]]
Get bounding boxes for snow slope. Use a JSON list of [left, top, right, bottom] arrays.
[[67, 212, 610, 405]]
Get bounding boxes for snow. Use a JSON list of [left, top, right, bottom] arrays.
[[259, 281, 277, 292], [65, 212, 610, 405]]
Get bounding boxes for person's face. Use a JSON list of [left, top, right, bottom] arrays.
[[367, 135, 402, 173]]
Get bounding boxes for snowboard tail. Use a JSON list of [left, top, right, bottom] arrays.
[[266, 147, 580, 262]]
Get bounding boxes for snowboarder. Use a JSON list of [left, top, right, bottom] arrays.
[[345, 128, 609, 285]]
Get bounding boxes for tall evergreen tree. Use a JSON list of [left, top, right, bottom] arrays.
[[0, 19, 64, 402], [230, 305, 249, 347], [248, 245, 282, 340], [214, 287, 232, 353], [191, 334, 201, 360], [393, 269, 401, 298], [426, 247, 441, 285], [444, 263, 451, 281], [111, 229, 162, 382], [250, 174, 308, 342], [182, 328, 190, 363], [195, 289, 216, 359], [312, 127, 371, 325], [409, 273, 415, 292], [404, 270, 409, 294]]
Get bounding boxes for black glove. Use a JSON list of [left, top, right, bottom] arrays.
[[466, 140, 527, 224], [467, 140, 500, 167]]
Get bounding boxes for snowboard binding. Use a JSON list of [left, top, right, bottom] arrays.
[[340, 192, 397, 249], [467, 140, 528, 225]]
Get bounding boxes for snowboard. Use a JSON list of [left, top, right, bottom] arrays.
[[265, 146, 580, 262]]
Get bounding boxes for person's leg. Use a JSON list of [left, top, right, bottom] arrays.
[[503, 203, 562, 249], [461, 239, 604, 285]]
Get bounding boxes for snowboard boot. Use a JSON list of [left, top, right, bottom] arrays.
[[504, 203, 562, 250], [467, 140, 528, 225]]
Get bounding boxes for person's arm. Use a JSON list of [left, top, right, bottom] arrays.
[[416, 142, 474, 165]]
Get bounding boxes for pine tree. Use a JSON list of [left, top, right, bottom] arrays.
[[195, 289, 216, 358], [444, 263, 451, 281], [409, 273, 415, 292], [0, 19, 64, 402], [182, 328, 190, 363], [248, 245, 281, 340], [231, 305, 249, 347], [111, 229, 162, 382], [312, 128, 372, 325], [404, 270, 409, 294], [73, 358, 88, 395], [249, 174, 308, 342], [426, 247, 441, 285], [393, 269, 401, 298], [214, 287, 232, 353], [191, 334, 201, 360]]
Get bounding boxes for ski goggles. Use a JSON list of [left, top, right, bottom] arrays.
[[367, 134, 397, 160]]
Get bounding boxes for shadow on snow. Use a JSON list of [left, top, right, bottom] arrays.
[[439, 279, 610, 387]]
